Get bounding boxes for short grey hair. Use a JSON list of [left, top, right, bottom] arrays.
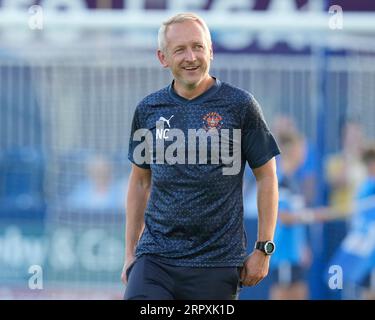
[[158, 12, 212, 53]]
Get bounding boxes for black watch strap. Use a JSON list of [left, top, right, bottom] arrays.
[[254, 240, 275, 255], [255, 241, 267, 251]]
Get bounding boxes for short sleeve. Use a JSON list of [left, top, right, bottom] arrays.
[[128, 107, 151, 169], [242, 95, 280, 168]]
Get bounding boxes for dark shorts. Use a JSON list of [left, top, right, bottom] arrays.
[[270, 263, 306, 286], [124, 255, 242, 300]]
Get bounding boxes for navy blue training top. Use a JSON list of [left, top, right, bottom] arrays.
[[128, 78, 280, 267]]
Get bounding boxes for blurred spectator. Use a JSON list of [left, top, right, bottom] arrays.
[[67, 155, 126, 211], [272, 115, 298, 139], [270, 132, 313, 300], [327, 144, 375, 299], [272, 115, 318, 207], [324, 120, 367, 219], [356, 145, 375, 299]]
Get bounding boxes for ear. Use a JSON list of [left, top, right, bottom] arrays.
[[209, 45, 213, 61], [157, 50, 169, 68]]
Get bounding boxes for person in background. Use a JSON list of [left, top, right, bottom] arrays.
[[67, 155, 126, 211], [325, 120, 367, 219], [272, 115, 318, 208], [270, 131, 313, 300], [355, 144, 375, 299], [327, 144, 375, 299]]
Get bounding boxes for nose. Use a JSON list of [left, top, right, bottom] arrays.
[[184, 47, 196, 62]]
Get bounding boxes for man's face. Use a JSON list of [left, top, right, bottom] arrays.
[[158, 20, 213, 89]]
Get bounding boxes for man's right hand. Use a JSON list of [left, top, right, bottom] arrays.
[[121, 255, 136, 285]]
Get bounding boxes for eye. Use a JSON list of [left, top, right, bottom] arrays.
[[174, 48, 184, 54]]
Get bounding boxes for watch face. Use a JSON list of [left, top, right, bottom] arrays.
[[265, 241, 275, 254]]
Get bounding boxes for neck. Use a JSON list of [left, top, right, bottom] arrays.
[[173, 76, 214, 100]]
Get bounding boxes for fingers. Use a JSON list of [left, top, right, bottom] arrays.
[[242, 277, 261, 286], [242, 276, 264, 286], [250, 277, 263, 286], [121, 269, 128, 285], [121, 258, 136, 285], [241, 270, 267, 287], [240, 266, 246, 281], [121, 264, 131, 285], [240, 252, 270, 286]]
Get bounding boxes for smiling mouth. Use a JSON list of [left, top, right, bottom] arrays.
[[183, 66, 199, 71]]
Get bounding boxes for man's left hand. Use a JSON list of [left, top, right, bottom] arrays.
[[240, 250, 270, 286]]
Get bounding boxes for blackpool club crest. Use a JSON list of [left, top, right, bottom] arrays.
[[202, 112, 223, 131]]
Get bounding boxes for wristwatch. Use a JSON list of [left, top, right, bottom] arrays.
[[254, 240, 275, 255]]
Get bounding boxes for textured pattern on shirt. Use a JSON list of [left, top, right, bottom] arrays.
[[128, 79, 280, 267]]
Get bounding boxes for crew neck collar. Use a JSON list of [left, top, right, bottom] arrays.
[[168, 77, 221, 104]]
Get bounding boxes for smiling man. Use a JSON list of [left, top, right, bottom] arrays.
[[157, 15, 214, 99], [122, 13, 280, 300]]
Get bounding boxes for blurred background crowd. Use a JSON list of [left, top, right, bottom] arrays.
[[0, 0, 375, 299]]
